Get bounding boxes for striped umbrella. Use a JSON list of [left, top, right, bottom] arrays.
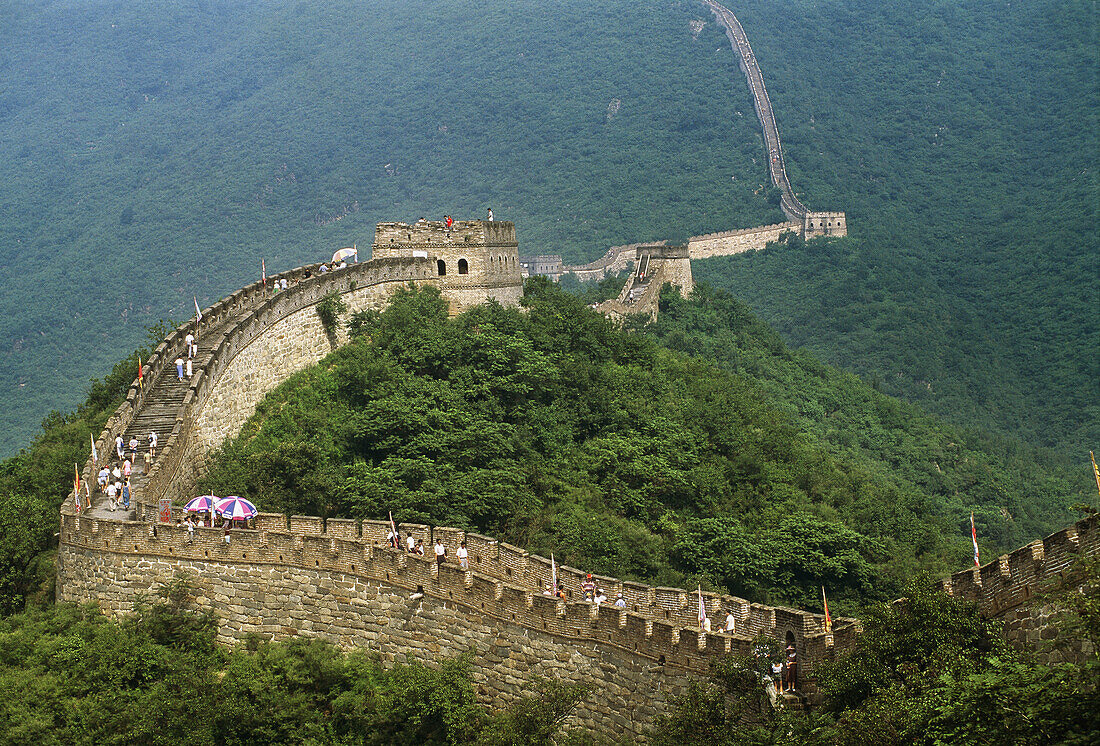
[[184, 494, 219, 512], [214, 496, 258, 521]]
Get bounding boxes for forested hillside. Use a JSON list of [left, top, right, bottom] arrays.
[[0, 0, 779, 454], [694, 0, 1098, 450], [194, 284, 1087, 615]]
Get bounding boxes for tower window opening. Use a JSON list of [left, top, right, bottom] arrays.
[[437, 260, 447, 276], [458, 258, 469, 274]]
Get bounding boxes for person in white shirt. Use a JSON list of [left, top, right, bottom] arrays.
[[185, 333, 195, 358], [724, 612, 736, 633], [614, 593, 626, 609], [593, 589, 607, 605], [457, 541, 469, 570], [434, 539, 446, 565], [115, 436, 124, 460], [148, 431, 157, 457], [106, 481, 118, 511], [406, 534, 417, 553]]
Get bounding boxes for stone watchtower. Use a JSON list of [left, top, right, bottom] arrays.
[[371, 219, 524, 314]]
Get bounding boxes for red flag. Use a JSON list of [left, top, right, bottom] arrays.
[[262, 259, 267, 287], [137, 357, 143, 386], [822, 586, 833, 634], [74, 463, 80, 498], [697, 587, 707, 627], [971, 512, 980, 567]]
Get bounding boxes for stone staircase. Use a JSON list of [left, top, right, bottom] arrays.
[[86, 302, 258, 519]]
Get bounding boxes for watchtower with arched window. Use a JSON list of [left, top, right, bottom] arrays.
[[371, 218, 524, 314]]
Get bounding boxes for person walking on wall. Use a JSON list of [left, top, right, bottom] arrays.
[[129, 437, 138, 460], [148, 430, 157, 458], [186, 358, 193, 378], [487, 208, 493, 222], [457, 540, 468, 570], [434, 538, 447, 566], [175, 357, 185, 380], [185, 332, 195, 359], [115, 435, 124, 461]]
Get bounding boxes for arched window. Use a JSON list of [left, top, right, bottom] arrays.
[[437, 259, 446, 276], [458, 258, 469, 275]]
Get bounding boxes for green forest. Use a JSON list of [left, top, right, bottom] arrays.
[[1, 0, 1095, 457], [1, 0, 1097, 739], [0, 283, 1095, 744], [193, 284, 1086, 612]]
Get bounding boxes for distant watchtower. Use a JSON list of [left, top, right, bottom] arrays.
[[371, 219, 524, 314]]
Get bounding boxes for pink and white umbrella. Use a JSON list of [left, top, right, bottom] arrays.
[[214, 496, 258, 520], [184, 494, 219, 512]]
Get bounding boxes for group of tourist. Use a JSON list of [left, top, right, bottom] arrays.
[[387, 529, 470, 570], [175, 331, 197, 381], [94, 431, 155, 511]]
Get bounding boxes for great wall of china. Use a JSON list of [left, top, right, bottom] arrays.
[[54, 1, 1094, 737], [518, 0, 847, 320]]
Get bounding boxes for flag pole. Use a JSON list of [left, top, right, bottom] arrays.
[[971, 512, 980, 567], [1090, 451, 1100, 500], [822, 586, 832, 634]]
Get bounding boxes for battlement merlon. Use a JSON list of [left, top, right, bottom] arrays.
[[372, 220, 518, 258]]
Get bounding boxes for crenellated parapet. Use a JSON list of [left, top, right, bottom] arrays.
[[57, 503, 854, 737], [938, 515, 1098, 616]]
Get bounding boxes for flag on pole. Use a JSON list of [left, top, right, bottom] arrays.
[[137, 356, 143, 389], [551, 553, 558, 597], [697, 586, 707, 627], [90, 433, 98, 463], [388, 511, 399, 548], [971, 512, 980, 567], [822, 586, 833, 634], [1091, 451, 1100, 499], [74, 463, 80, 499], [262, 259, 267, 288], [194, 296, 202, 323]]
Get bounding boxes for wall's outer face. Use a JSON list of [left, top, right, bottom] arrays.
[[803, 212, 847, 238], [941, 516, 1099, 663], [59, 513, 850, 739], [688, 222, 800, 259]]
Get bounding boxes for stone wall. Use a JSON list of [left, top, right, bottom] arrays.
[[940, 514, 1099, 662], [687, 221, 800, 260], [57, 510, 854, 739]]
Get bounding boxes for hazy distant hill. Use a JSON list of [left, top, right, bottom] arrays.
[[1, 0, 1095, 459], [693, 0, 1098, 450], [0, 0, 778, 454]]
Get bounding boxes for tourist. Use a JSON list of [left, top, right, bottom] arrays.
[[445, 215, 453, 229], [106, 481, 118, 511], [434, 538, 447, 565], [280, 278, 288, 291], [175, 356, 185, 380], [457, 540, 468, 570], [224, 526, 231, 544], [386, 526, 399, 549], [772, 658, 784, 692], [614, 593, 626, 609], [115, 435, 124, 461], [97, 466, 109, 492], [187, 519, 195, 542], [594, 588, 607, 605], [487, 208, 493, 222], [186, 358, 193, 378], [185, 332, 195, 358], [582, 573, 595, 601], [111, 464, 122, 482], [414, 539, 425, 556], [784, 644, 797, 692], [148, 430, 157, 458], [128, 437, 138, 459], [543, 584, 554, 596], [121, 479, 131, 509], [724, 610, 736, 633], [122, 458, 132, 479], [143, 449, 152, 474], [319, 263, 329, 274], [406, 533, 417, 553]]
